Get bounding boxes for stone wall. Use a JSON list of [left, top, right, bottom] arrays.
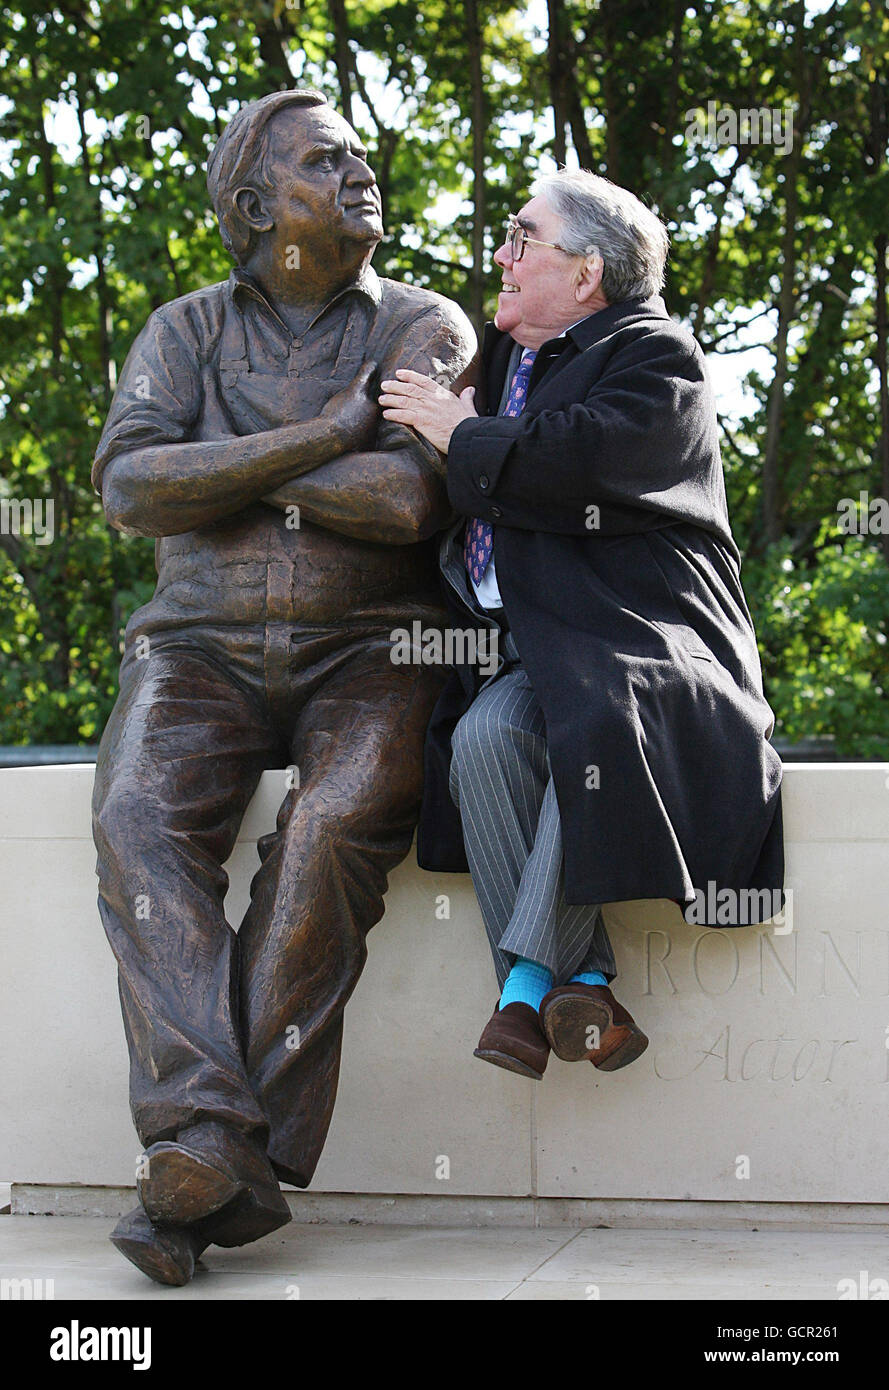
[[1, 765, 887, 1209]]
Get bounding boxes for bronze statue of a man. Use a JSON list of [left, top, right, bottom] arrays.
[[90, 89, 476, 1285]]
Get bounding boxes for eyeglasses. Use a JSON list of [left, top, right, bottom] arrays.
[[505, 214, 572, 261], [504, 215, 602, 273]]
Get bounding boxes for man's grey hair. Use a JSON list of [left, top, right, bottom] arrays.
[[533, 170, 669, 303], [207, 89, 330, 264]]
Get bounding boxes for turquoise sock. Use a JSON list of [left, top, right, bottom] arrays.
[[570, 971, 608, 986], [499, 957, 554, 1011]]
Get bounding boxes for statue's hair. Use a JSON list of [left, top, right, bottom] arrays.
[[207, 89, 330, 263]]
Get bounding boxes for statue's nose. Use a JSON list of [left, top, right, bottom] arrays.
[[344, 156, 375, 188]]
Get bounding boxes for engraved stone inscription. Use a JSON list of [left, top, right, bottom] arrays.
[[633, 924, 888, 1085]]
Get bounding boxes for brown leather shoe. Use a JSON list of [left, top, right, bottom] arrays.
[[473, 1001, 550, 1079], [539, 984, 648, 1071]]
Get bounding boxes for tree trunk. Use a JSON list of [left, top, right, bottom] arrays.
[[546, 0, 569, 165], [564, 14, 594, 168], [762, 153, 800, 545], [599, 0, 620, 181], [329, 0, 354, 127], [76, 86, 124, 655], [762, 3, 807, 545], [256, 11, 294, 89], [692, 152, 743, 340], [661, 0, 685, 177], [866, 34, 889, 563], [36, 106, 64, 365], [465, 0, 486, 336], [18, 60, 73, 691], [875, 234, 889, 566], [74, 90, 113, 410]]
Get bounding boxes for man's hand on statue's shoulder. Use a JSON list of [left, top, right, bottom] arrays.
[[378, 369, 479, 454]]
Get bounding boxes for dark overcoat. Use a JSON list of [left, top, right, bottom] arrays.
[[416, 294, 785, 924]]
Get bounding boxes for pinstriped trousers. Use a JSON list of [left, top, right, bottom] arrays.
[[449, 628, 616, 991]]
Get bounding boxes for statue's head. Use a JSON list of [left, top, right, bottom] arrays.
[[207, 90, 383, 270]]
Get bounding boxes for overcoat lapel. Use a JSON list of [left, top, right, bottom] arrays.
[[483, 295, 673, 404], [479, 322, 515, 415]]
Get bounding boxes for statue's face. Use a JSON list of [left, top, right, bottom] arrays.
[[259, 105, 383, 260]]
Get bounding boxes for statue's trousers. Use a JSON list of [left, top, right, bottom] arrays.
[[92, 620, 445, 1188]]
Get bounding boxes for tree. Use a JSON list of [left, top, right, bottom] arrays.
[[0, 0, 887, 753]]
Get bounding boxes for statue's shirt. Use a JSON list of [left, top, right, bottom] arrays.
[[92, 266, 475, 635]]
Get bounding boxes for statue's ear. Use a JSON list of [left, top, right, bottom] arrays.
[[233, 186, 274, 238]]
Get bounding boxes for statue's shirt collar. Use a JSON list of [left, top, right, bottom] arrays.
[[229, 262, 383, 340]]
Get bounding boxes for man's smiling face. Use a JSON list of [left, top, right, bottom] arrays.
[[493, 193, 603, 347], [259, 105, 383, 263]]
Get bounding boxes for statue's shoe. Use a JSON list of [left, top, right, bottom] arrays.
[[110, 1187, 292, 1287], [110, 1206, 207, 1287], [201, 1182, 291, 1247], [138, 1119, 291, 1239]]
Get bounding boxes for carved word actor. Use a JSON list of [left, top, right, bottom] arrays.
[[91, 89, 475, 1285], [381, 170, 784, 1082]]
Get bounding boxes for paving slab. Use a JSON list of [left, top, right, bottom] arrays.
[[1, 1216, 884, 1301]]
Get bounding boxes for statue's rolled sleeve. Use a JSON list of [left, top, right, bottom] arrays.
[[376, 301, 478, 471], [91, 311, 202, 497]]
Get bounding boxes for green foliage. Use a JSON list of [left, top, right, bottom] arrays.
[[744, 524, 889, 758], [0, 0, 887, 751]]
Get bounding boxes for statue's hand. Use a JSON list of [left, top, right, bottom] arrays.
[[321, 361, 380, 453]]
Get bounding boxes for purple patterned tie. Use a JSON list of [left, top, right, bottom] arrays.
[[464, 348, 537, 585]]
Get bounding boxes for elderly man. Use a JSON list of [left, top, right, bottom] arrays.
[[90, 89, 475, 1284], [381, 170, 784, 1081]]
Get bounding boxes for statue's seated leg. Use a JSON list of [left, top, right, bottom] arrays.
[[238, 639, 446, 1189], [92, 640, 283, 1243]]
